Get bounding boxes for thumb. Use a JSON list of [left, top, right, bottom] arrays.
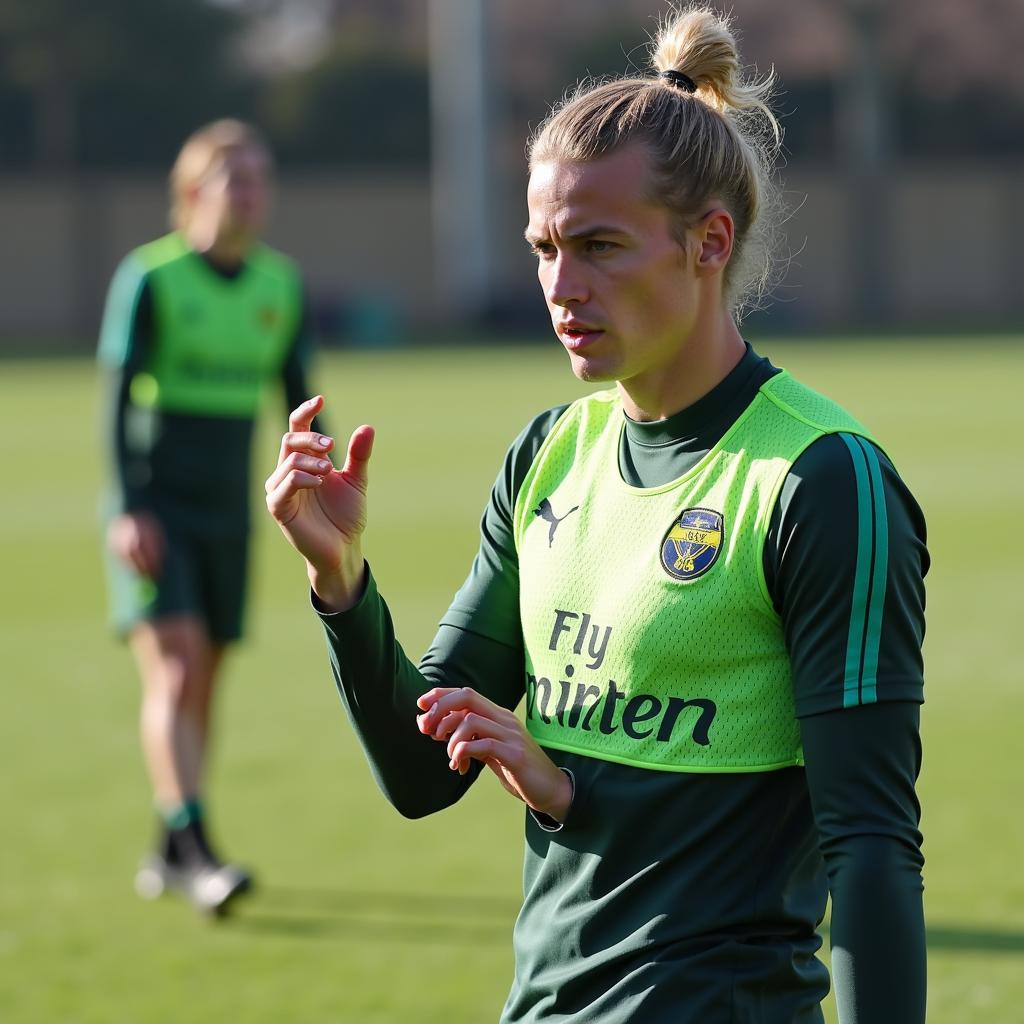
[[341, 424, 375, 491]]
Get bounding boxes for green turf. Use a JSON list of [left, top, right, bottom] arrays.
[[2, 338, 1022, 1022]]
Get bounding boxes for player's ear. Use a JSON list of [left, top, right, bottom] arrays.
[[693, 208, 735, 277]]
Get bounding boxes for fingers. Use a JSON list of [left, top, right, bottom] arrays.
[[111, 514, 163, 578], [135, 527, 164, 578], [265, 451, 334, 495], [278, 400, 374, 498], [288, 395, 324, 433], [449, 737, 503, 776], [341, 425, 375, 492], [265, 467, 328, 522], [418, 705, 511, 775], [416, 685, 498, 717], [129, 547, 153, 578], [416, 686, 506, 740], [279, 401, 333, 467], [415, 687, 521, 775], [413, 687, 568, 816], [280, 397, 332, 464], [278, 428, 333, 469], [444, 713, 516, 774], [416, 686, 461, 712], [417, 706, 467, 740]]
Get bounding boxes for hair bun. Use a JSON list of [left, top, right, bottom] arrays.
[[652, 3, 776, 130], [659, 69, 697, 93]]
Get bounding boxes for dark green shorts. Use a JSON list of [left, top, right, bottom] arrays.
[[105, 523, 250, 643]]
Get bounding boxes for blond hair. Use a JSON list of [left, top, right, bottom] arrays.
[[169, 119, 270, 231], [528, 5, 784, 319]]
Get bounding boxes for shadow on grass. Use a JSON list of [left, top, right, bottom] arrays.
[[237, 891, 1024, 954], [227, 884, 519, 946], [820, 922, 1024, 956], [925, 925, 1024, 954]]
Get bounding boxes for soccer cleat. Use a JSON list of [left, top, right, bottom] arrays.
[[134, 853, 171, 901], [134, 852, 252, 915], [136, 817, 253, 915], [180, 859, 252, 915]]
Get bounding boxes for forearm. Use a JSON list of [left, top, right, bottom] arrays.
[[318, 567, 468, 816], [317, 566, 524, 818], [103, 367, 147, 514], [99, 274, 152, 515], [800, 702, 926, 1024], [827, 834, 926, 1023]]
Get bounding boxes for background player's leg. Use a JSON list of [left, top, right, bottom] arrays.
[[190, 641, 225, 788], [131, 616, 249, 912], [132, 614, 212, 806]]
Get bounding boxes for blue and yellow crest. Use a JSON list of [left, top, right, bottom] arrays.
[[660, 508, 724, 581]]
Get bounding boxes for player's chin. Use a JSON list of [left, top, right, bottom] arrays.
[[227, 213, 263, 239], [565, 350, 618, 384]]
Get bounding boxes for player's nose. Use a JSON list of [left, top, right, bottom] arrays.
[[544, 254, 588, 307]]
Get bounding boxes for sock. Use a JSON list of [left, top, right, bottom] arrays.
[[157, 799, 210, 864], [157, 798, 203, 831]]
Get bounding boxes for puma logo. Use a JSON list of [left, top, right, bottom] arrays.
[[533, 498, 580, 548]]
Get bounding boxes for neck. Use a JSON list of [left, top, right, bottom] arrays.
[[185, 222, 251, 269], [618, 308, 746, 422]]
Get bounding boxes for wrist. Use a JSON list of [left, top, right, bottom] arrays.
[[308, 550, 366, 612], [534, 767, 574, 825]]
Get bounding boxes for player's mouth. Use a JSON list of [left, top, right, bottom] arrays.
[[558, 319, 605, 351]]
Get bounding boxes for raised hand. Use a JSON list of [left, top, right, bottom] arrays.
[[416, 687, 573, 823], [265, 395, 375, 610]]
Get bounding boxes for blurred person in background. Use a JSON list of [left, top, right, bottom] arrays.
[[267, 4, 927, 1021], [99, 119, 320, 915]]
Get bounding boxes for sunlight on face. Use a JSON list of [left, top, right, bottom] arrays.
[[526, 144, 699, 405], [194, 145, 270, 243]]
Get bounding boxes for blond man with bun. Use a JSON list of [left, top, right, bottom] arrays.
[[268, 6, 926, 1020], [100, 119, 320, 915]]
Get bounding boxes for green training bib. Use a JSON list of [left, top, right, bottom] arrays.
[[512, 373, 874, 773], [114, 233, 302, 418]]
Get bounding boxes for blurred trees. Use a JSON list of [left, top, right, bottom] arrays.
[[0, 0, 253, 168], [0, 0, 429, 169], [261, 39, 428, 166], [498, 0, 1024, 163], [0, 0, 1021, 171]]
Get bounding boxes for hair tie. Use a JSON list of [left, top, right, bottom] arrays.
[[659, 69, 697, 94]]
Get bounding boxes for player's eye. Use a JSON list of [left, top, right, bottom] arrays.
[[529, 242, 556, 260], [585, 240, 615, 254]]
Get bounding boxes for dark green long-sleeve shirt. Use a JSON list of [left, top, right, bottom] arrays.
[[317, 344, 927, 1023]]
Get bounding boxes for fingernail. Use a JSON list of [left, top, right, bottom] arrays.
[[318, 460, 330, 470], [318, 436, 331, 448]]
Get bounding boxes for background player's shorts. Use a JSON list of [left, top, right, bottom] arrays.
[[104, 523, 250, 643]]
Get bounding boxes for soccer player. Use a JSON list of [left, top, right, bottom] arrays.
[[267, 5, 927, 1020], [99, 119, 319, 915]]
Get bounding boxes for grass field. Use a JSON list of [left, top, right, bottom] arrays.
[[2, 338, 1022, 1023]]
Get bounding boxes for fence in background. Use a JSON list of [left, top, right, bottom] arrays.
[[1, 162, 1021, 348]]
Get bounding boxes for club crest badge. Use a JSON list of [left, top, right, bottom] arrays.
[[660, 508, 724, 581]]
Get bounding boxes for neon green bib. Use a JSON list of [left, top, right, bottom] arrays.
[[513, 372, 874, 773], [128, 233, 302, 418]]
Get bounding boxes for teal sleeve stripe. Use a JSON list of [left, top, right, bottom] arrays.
[[855, 435, 889, 704], [839, 433, 873, 708], [97, 256, 147, 368]]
